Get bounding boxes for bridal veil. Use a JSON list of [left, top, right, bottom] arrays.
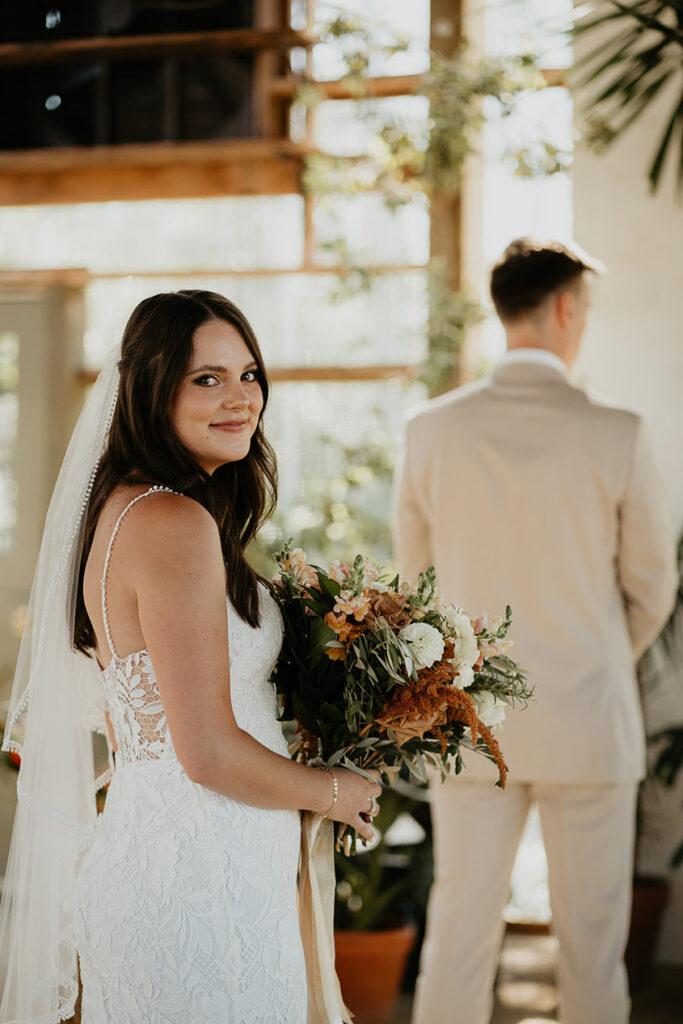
[[0, 351, 119, 1023]]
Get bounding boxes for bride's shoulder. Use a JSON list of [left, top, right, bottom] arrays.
[[102, 486, 218, 555], [132, 488, 215, 534]]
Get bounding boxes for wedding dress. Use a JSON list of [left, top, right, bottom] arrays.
[[73, 487, 307, 1023]]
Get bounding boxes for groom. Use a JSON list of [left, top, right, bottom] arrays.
[[394, 238, 677, 1024]]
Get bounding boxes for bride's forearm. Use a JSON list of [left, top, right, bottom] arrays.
[[181, 726, 334, 814]]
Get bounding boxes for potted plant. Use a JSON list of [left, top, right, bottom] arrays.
[[626, 533, 683, 988], [333, 783, 432, 1024]]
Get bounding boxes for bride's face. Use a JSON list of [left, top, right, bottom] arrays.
[[171, 318, 265, 474]]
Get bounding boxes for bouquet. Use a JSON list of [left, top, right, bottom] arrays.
[[270, 543, 532, 852]]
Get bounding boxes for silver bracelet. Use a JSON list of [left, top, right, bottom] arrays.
[[315, 765, 338, 818]]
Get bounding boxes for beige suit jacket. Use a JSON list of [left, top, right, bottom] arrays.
[[394, 361, 677, 784]]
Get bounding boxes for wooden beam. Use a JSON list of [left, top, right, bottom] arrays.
[[271, 68, 563, 101], [0, 139, 306, 205], [77, 364, 418, 385], [90, 264, 425, 280], [429, 0, 463, 393], [270, 74, 422, 100], [0, 28, 315, 69], [254, 0, 291, 138], [0, 268, 89, 289], [266, 365, 418, 383]]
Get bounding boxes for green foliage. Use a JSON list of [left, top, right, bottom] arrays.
[[507, 140, 573, 179], [572, 1, 683, 194], [651, 725, 683, 867], [421, 259, 484, 395], [300, 44, 548, 207], [638, 532, 683, 868], [297, 12, 554, 397], [417, 52, 548, 196], [250, 426, 397, 575]]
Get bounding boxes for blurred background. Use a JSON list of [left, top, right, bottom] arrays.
[[0, 1, 681, 1021]]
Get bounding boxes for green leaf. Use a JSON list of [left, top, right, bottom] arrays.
[[648, 90, 683, 189], [309, 617, 339, 663]]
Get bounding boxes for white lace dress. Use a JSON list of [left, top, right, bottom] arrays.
[[73, 489, 307, 1024]]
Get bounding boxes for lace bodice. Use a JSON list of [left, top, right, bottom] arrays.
[[98, 487, 286, 765]]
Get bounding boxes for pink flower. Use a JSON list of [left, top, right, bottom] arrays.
[[361, 559, 379, 585], [334, 591, 372, 621], [280, 547, 319, 588], [329, 561, 352, 585], [299, 565, 320, 588], [480, 639, 514, 660]]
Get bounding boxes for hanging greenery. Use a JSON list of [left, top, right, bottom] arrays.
[[297, 14, 551, 395], [572, 1, 683, 194], [421, 260, 484, 396], [301, 49, 548, 211]]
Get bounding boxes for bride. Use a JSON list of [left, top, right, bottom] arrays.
[[0, 290, 381, 1024]]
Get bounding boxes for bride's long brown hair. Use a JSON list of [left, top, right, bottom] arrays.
[[73, 289, 277, 655]]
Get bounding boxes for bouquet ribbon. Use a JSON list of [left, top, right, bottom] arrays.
[[299, 812, 352, 1024]]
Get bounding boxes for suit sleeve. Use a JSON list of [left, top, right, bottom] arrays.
[[618, 419, 678, 660], [393, 416, 432, 585]]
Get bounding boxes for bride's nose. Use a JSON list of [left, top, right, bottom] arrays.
[[221, 382, 250, 409]]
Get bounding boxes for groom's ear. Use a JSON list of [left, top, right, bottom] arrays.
[[555, 289, 576, 329]]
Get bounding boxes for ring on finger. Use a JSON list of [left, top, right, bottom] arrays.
[[368, 796, 379, 816]]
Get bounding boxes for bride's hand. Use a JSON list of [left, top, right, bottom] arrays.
[[325, 768, 382, 843]]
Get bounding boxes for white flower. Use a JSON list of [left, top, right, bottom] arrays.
[[452, 664, 474, 689], [472, 692, 507, 731], [443, 605, 479, 671], [399, 622, 445, 670]]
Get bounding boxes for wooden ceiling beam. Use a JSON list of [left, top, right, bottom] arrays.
[[77, 364, 418, 385], [270, 74, 423, 100], [0, 140, 306, 205], [270, 67, 565, 102], [0, 27, 315, 69]]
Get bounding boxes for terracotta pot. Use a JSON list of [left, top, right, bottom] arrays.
[[335, 923, 416, 1024], [625, 874, 670, 990]]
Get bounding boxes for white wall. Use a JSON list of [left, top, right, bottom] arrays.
[[573, 95, 683, 534], [573, 83, 683, 964]]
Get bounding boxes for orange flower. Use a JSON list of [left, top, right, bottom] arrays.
[[377, 673, 508, 787], [325, 645, 347, 661], [325, 610, 347, 633]]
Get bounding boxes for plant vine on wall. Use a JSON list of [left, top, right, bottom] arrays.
[[298, 12, 551, 395]]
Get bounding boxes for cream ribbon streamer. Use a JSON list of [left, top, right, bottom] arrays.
[[299, 812, 353, 1024]]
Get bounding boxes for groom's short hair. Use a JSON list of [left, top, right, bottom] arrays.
[[490, 237, 605, 321]]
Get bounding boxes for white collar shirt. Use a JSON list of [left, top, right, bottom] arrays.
[[501, 348, 567, 376]]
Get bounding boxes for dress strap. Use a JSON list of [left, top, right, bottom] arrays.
[[100, 485, 178, 659]]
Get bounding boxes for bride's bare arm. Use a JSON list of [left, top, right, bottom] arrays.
[[128, 493, 379, 839]]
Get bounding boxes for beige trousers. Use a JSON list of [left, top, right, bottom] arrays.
[[411, 780, 637, 1024]]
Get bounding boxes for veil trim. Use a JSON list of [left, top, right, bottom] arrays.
[[0, 349, 120, 1023]]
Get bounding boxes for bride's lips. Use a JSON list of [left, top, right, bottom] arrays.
[[210, 420, 249, 432]]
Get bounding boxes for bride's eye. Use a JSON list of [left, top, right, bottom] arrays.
[[193, 374, 220, 387], [242, 369, 259, 383]]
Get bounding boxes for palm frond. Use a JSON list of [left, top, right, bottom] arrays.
[[648, 89, 683, 187], [572, 1, 683, 193]]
